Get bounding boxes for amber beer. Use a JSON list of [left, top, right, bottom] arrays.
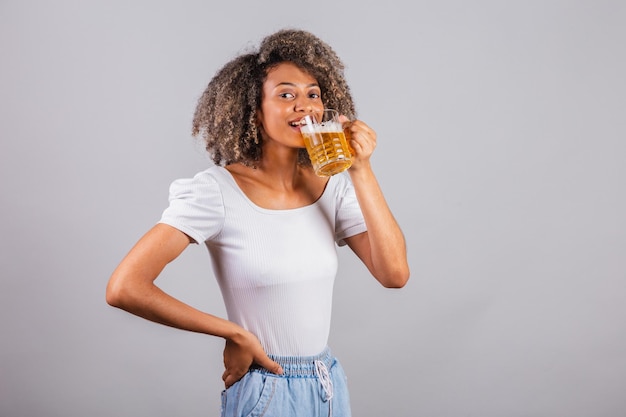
[[300, 110, 353, 177]]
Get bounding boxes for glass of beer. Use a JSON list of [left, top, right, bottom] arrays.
[[300, 109, 353, 177]]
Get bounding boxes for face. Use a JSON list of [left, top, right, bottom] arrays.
[[256, 62, 325, 148]]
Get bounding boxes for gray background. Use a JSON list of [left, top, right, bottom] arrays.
[[1, 1, 625, 416]]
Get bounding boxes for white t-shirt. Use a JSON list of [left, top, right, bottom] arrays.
[[159, 166, 366, 356]]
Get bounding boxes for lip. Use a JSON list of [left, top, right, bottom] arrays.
[[289, 118, 306, 126], [288, 118, 306, 131]]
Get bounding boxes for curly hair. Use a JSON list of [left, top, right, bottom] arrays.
[[191, 28, 356, 167]]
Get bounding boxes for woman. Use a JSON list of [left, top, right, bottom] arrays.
[[106, 28, 409, 417]]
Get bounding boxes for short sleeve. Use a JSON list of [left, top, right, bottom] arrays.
[[333, 173, 367, 246], [158, 170, 225, 244]]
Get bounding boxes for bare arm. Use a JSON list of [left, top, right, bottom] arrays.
[[106, 223, 282, 386], [342, 118, 410, 288], [106, 223, 231, 332]]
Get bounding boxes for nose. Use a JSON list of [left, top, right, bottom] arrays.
[[294, 97, 314, 113]]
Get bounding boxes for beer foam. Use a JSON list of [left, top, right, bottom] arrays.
[[300, 120, 343, 134]]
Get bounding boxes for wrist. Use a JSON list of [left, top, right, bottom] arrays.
[[348, 162, 374, 178], [216, 317, 248, 342]]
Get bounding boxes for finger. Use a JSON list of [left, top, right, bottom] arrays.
[[350, 120, 375, 139], [223, 369, 247, 388], [257, 357, 284, 375], [339, 116, 353, 134], [223, 374, 236, 389]]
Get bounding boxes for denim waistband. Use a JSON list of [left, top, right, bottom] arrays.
[[252, 346, 334, 377]]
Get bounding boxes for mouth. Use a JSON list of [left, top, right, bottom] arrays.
[[289, 118, 306, 127]]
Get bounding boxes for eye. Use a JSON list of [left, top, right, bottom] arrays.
[[279, 92, 295, 99], [309, 92, 320, 99]]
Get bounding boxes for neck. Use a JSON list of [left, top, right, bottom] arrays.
[[255, 144, 303, 189], [225, 144, 325, 210]]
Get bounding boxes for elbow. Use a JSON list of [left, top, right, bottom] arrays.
[[379, 267, 410, 289], [383, 276, 409, 289], [106, 276, 130, 309], [105, 282, 122, 308]]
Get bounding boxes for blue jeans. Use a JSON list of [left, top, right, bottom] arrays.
[[220, 347, 351, 417]]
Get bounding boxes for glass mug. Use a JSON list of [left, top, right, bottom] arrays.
[[300, 109, 353, 177]]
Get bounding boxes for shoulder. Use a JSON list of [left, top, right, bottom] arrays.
[[324, 171, 354, 197], [169, 166, 224, 192], [165, 166, 230, 207], [160, 165, 227, 243]]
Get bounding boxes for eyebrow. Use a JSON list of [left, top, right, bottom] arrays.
[[274, 81, 320, 88]]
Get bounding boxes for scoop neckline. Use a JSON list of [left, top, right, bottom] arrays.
[[214, 166, 331, 213]]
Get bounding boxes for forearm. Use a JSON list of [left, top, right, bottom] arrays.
[[106, 223, 244, 342], [348, 164, 410, 286], [109, 279, 242, 340]]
